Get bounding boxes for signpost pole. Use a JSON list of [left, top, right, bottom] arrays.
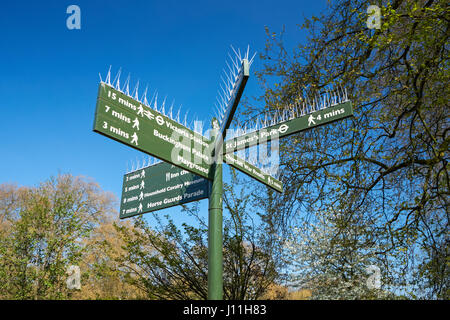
[[93, 56, 353, 301], [208, 123, 223, 300]]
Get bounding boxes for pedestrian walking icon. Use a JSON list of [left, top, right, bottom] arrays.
[[137, 105, 144, 117], [131, 132, 139, 145], [138, 203, 143, 213], [143, 109, 154, 120], [140, 180, 145, 190], [132, 117, 140, 130], [308, 114, 316, 126]]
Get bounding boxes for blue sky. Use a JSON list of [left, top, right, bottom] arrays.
[[0, 1, 327, 218]]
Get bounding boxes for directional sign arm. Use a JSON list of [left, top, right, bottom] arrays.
[[219, 59, 250, 138], [223, 101, 354, 155], [93, 83, 213, 180], [223, 153, 283, 193], [120, 162, 209, 219], [214, 59, 250, 154]]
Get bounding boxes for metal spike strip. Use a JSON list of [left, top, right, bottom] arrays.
[[99, 67, 199, 133], [136, 157, 140, 171], [132, 80, 140, 101], [105, 65, 112, 85], [124, 74, 131, 96], [212, 46, 256, 132], [125, 155, 164, 174], [227, 85, 350, 138]]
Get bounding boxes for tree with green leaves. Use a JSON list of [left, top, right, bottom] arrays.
[[0, 174, 115, 299], [112, 171, 283, 300], [284, 207, 398, 299], [252, 0, 448, 299]]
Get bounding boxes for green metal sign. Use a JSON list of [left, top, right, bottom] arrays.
[[93, 52, 355, 301], [94, 83, 213, 180], [218, 59, 250, 141], [120, 161, 209, 219], [223, 101, 353, 154], [224, 153, 283, 193]]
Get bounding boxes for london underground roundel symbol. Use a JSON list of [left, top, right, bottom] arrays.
[[278, 124, 288, 134], [156, 115, 165, 126]]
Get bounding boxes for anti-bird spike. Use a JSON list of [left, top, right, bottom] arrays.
[[335, 86, 340, 104], [227, 52, 238, 77], [168, 100, 174, 120], [123, 74, 131, 96], [249, 51, 257, 66], [105, 65, 112, 85], [263, 112, 269, 127], [341, 85, 347, 102], [133, 80, 140, 101], [212, 46, 255, 127], [285, 109, 290, 121], [176, 105, 181, 123], [114, 68, 122, 90], [153, 93, 159, 113], [223, 65, 233, 87], [296, 102, 302, 117], [148, 90, 157, 109], [142, 85, 149, 106], [220, 83, 230, 101], [220, 75, 231, 96], [230, 45, 241, 64], [161, 96, 167, 116], [324, 89, 330, 108], [183, 110, 189, 127], [143, 156, 147, 168]]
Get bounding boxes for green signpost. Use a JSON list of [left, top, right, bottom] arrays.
[[206, 57, 250, 300], [223, 101, 353, 155], [120, 161, 209, 219], [218, 59, 250, 141], [94, 83, 213, 180], [223, 152, 283, 193], [92, 50, 353, 300]]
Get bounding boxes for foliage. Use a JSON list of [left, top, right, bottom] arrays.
[[255, 0, 449, 299], [0, 174, 115, 299], [71, 214, 144, 300], [0, 172, 284, 300], [112, 172, 283, 300], [283, 207, 397, 299]]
